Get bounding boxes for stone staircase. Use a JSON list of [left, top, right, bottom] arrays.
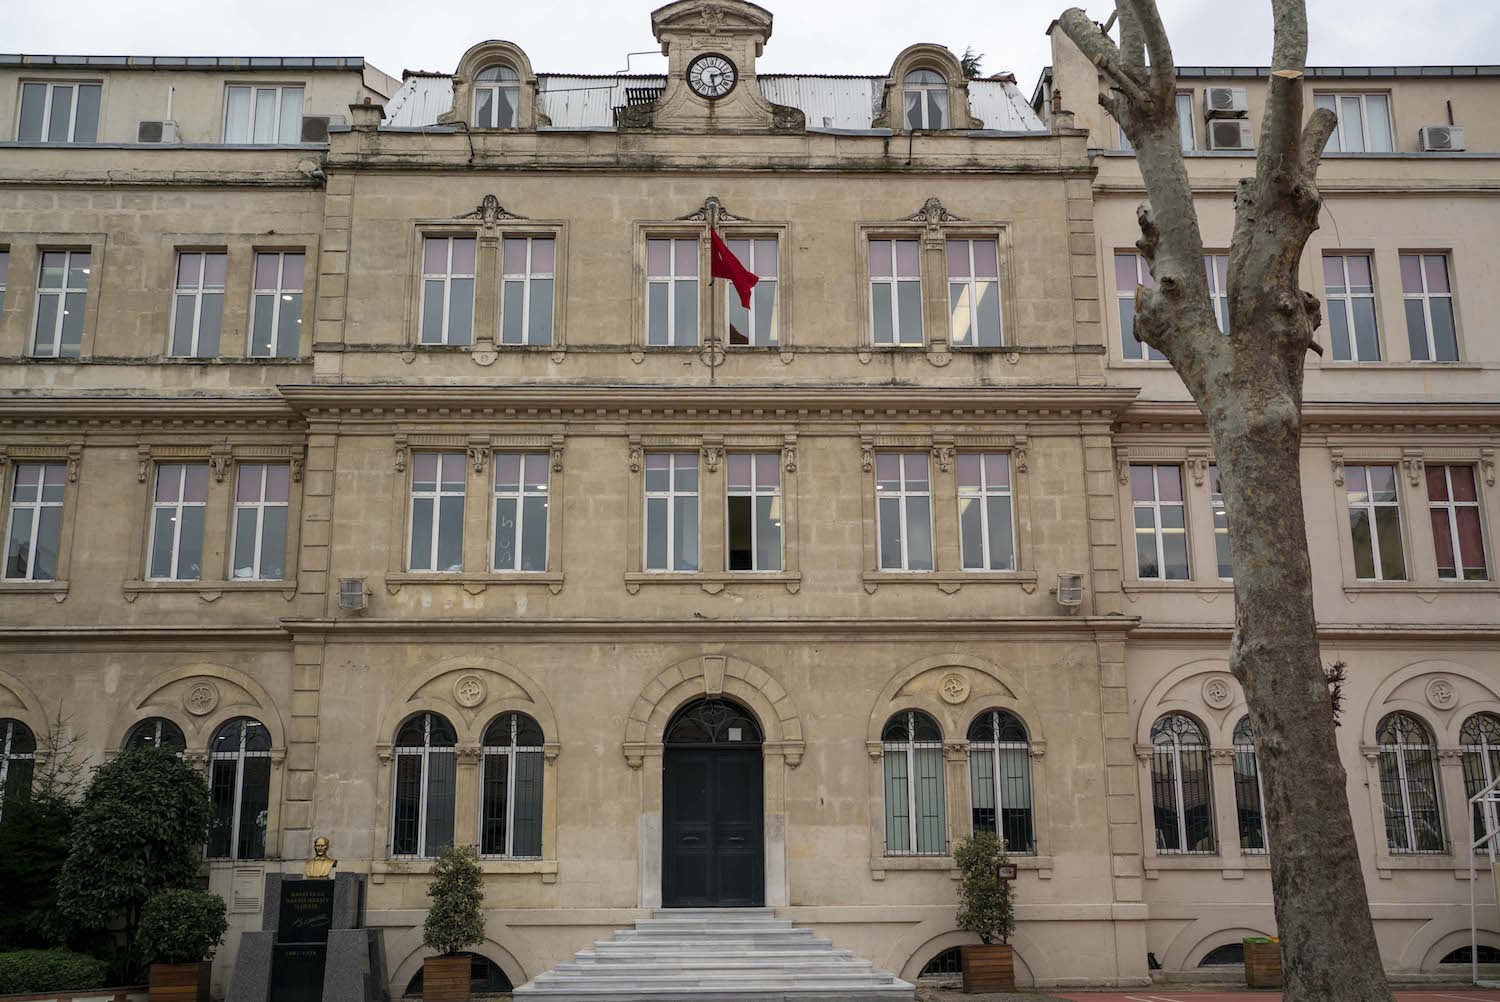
[[512, 908, 915, 1000]]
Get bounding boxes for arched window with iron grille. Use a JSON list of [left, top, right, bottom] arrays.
[[208, 717, 271, 860], [392, 712, 458, 858], [882, 709, 946, 856], [1232, 715, 1267, 853], [1149, 713, 1214, 854], [481, 712, 545, 859], [1460, 712, 1500, 843], [1376, 711, 1445, 853], [966, 709, 1034, 853]]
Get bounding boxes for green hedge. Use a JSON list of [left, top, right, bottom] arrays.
[[0, 949, 110, 993]]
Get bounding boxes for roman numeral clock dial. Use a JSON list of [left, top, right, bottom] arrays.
[[687, 53, 737, 100]]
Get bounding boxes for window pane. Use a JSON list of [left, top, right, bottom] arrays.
[[872, 285, 894, 344], [475, 88, 494, 129], [448, 279, 474, 346], [1365, 94, 1391, 152], [897, 281, 922, 344], [645, 497, 668, 570], [904, 90, 922, 130], [1327, 299, 1351, 360], [906, 497, 933, 570], [727, 494, 753, 571], [927, 90, 947, 129], [646, 239, 669, 276], [277, 87, 304, 144], [975, 280, 1001, 347], [1404, 299, 1430, 361], [1457, 507, 1486, 579], [177, 506, 204, 579], [493, 497, 518, 570], [753, 280, 776, 345], [520, 495, 548, 571], [496, 87, 517, 128], [529, 278, 553, 345], [424, 751, 456, 856], [512, 751, 544, 857], [1374, 506, 1405, 580], [673, 280, 698, 345], [259, 507, 286, 579], [225, 86, 251, 143], [6, 509, 34, 579], [647, 282, 669, 345], [1350, 507, 1375, 579], [869, 240, 892, 279], [956, 454, 980, 489], [674, 239, 697, 277], [47, 86, 73, 143], [207, 760, 237, 858], [949, 283, 971, 346], [1176, 93, 1195, 150], [1400, 254, 1423, 295], [1429, 298, 1457, 361], [895, 241, 920, 277], [1119, 298, 1142, 359], [1340, 96, 1365, 152], [644, 454, 670, 493], [878, 496, 902, 570], [986, 495, 1014, 570], [232, 508, 258, 578], [198, 294, 224, 356], [253, 89, 277, 144], [1352, 298, 1379, 361], [237, 757, 270, 859], [959, 498, 984, 570], [755, 495, 781, 571], [19, 84, 45, 142], [252, 295, 275, 355], [884, 752, 910, 852], [914, 746, 947, 852], [424, 279, 448, 343], [409, 497, 434, 570], [73, 85, 101, 143], [172, 295, 197, 355], [437, 496, 464, 571], [275, 292, 302, 357], [673, 496, 698, 571], [532, 238, 555, 274], [392, 755, 421, 855], [501, 280, 524, 344]]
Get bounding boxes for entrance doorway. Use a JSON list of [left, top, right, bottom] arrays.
[[662, 697, 764, 907]]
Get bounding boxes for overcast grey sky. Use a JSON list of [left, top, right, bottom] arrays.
[[6, 0, 1496, 93]]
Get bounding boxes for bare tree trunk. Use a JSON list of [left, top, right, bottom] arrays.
[[1058, 2, 1394, 1000]]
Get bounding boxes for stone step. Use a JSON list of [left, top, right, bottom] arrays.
[[514, 987, 915, 1001], [556, 958, 875, 973], [579, 948, 859, 962], [530, 973, 901, 989]]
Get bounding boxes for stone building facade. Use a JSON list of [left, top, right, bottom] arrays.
[[0, 2, 1496, 993]]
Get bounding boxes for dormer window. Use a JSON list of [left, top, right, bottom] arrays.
[[474, 65, 520, 128], [903, 70, 948, 130]]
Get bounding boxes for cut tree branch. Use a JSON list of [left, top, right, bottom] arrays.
[[1121, 0, 1178, 102], [1057, 9, 1151, 108], [1300, 108, 1339, 178]]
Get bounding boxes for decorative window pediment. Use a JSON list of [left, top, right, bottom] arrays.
[[875, 44, 982, 131], [441, 40, 547, 131]]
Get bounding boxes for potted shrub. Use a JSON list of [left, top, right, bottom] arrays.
[[953, 832, 1017, 993], [422, 844, 486, 1002], [1243, 936, 1283, 988], [137, 888, 227, 1002]]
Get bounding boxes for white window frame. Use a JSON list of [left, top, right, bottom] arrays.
[[947, 238, 1004, 348], [723, 235, 778, 348], [407, 452, 466, 573], [479, 713, 544, 860], [249, 251, 304, 358], [223, 84, 304, 144], [147, 463, 207, 581], [473, 66, 521, 129], [901, 70, 949, 130], [725, 452, 782, 572], [31, 249, 89, 358], [207, 719, 271, 861], [1205, 253, 1229, 333], [0, 719, 35, 822], [869, 238, 923, 347], [876, 451, 933, 572], [491, 453, 549, 572], [1401, 252, 1458, 362], [4, 461, 66, 581], [1346, 463, 1405, 581], [646, 238, 700, 347], [643, 451, 699, 572], [1175, 92, 1196, 151], [391, 713, 456, 859], [1209, 464, 1232, 580], [1377, 713, 1446, 855], [17, 81, 101, 143], [1324, 254, 1380, 362], [1316, 92, 1393, 154], [882, 709, 947, 857], [1428, 464, 1487, 581], [500, 236, 555, 346], [1132, 464, 1189, 580], [169, 251, 226, 357], [230, 463, 288, 580], [419, 236, 477, 346], [957, 452, 1015, 571], [1115, 251, 1164, 361]]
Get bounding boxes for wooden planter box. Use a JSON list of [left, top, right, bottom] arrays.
[[960, 943, 1015, 993], [423, 955, 472, 1002], [1244, 938, 1283, 989], [148, 961, 210, 1002]]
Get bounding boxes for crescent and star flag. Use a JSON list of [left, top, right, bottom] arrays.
[[709, 227, 759, 309]]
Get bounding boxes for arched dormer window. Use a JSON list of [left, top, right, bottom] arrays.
[[474, 65, 521, 128], [902, 69, 949, 130]]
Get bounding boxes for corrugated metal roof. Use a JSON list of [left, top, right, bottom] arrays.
[[381, 71, 1044, 132], [0, 54, 366, 69]]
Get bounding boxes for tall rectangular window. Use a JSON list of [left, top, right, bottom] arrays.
[[1323, 254, 1380, 361], [1346, 464, 1406, 580], [0, 248, 9, 315], [1427, 464, 1487, 581], [725, 237, 778, 346], [876, 452, 933, 571], [644, 452, 698, 571], [231, 463, 289, 580], [957, 453, 1014, 571], [947, 239, 1002, 348], [169, 252, 227, 358], [1209, 464, 1232, 580], [4, 462, 65, 581], [1315, 92, 1393, 154], [18, 82, 101, 143], [1132, 464, 1188, 580], [149, 463, 208, 581], [646, 239, 699, 346], [492, 453, 549, 572], [501, 237, 554, 346], [420, 237, 476, 346], [224, 84, 304, 144], [726, 453, 781, 572], [1205, 254, 1229, 332], [250, 252, 304, 358], [32, 250, 89, 358], [1400, 253, 1458, 362], [409, 453, 466, 573], [870, 239, 922, 346], [1115, 252, 1164, 361], [1175, 92, 1196, 151]]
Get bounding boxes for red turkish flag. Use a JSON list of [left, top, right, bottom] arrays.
[[710, 227, 759, 308]]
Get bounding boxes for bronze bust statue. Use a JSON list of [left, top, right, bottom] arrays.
[[304, 835, 337, 878]]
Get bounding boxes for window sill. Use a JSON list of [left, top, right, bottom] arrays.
[[1374, 852, 1457, 878], [373, 857, 557, 882], [0, 579, 69, 600], [1144, 852, 1269, 879], [861, 570, 1038, 595], [123, 579, 297, 602], [624, 571, 802, 595], [1318, 360, 1483, 371], [384, 571, 565, 595], [1343, 580, 1498, 595], [869, 854, 1052, 880], [1122, 580, 1234, 595]]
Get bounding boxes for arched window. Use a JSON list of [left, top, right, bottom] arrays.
[[881, 709, 946, 856], [404, 952, 513, 996], [1441, 945, 1500, 965], [665, 697, 762, 746], [0, 718, 36, 821], [1199, 943, 1245, 967], [1232, 715, 1267, 853], [481, 712, 544, 859], [1460, 712, 1500, 842], [966, 710, 1034, 853], [126, 717, 186, 754], [902, 69, 948, 130], [208, 717, 271, 860], [474, 65, 520, 129], [1149, 713, 1214, 854], [392, 712, 457, 858], [1376, 711, 1445, 853]]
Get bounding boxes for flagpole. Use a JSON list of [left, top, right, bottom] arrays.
[[707, 200, 720, 386]]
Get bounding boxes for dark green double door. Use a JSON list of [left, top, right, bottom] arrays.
[[662, 747, 764, 907]]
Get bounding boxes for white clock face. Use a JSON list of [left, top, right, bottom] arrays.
[[687, 54, 737, 100]]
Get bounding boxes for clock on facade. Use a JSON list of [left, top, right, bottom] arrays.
[[686, 53, 737, 100]]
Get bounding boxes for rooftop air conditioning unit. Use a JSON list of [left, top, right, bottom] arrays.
[[1052, 572, 1085, 612], [1203, 86, 1249, 118], [137, 120, 179, 143], [300, 115, 333, 143], [1207, 119, 1255, 151], [1419, 125, 1465, 152], [339, 576, 368, 612]]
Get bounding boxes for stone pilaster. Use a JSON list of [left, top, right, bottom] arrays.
[[313, 171, 355, 382], [1065, 175, 1106, 385]]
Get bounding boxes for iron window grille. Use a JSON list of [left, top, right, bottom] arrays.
[[207, 717, 271, 860], [882, 709, 948, 856], [0, 719, 36, 823], [1376, 711, 1446, 854], [125, 717, 186, 754], [1232, 715, 1268, 854], [391, 712, 458, 858], [1150, 713, 1216, 855], [480, 712, 545, 859], [967, 709, 1034, 853], [1460, 713, 1500, 845]]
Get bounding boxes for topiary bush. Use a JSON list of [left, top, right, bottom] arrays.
[[137, 888, 228, 966], [953, 831, 1015, 945], [0, 948, 109, 993], [423, 844, 485, 956]]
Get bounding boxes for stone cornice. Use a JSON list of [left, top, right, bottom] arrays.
[[1119, 399, 1500, 433], [0, 394, 298, 428], [1131, 623, 1500, 642]]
